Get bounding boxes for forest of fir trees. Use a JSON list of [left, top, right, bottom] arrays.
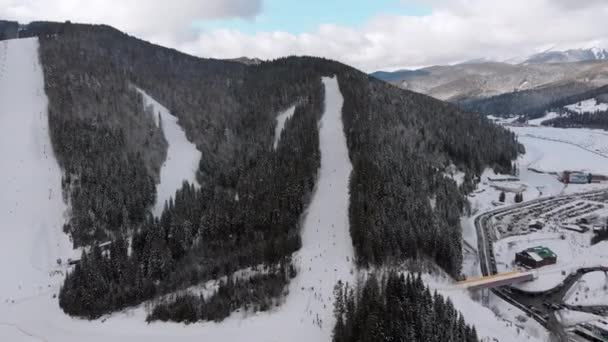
[[22, 22, 522, 323]]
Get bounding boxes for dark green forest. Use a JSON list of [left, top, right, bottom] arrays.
[[333, 272, 478, 342], [8, 21, 521, 324]]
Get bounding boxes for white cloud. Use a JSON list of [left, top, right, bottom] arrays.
[[0, 0, 262, 45], [178, 0, 608, 71], [2, 0, 608, 71]]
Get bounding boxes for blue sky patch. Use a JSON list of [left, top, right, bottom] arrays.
[[192, 0, 431, 34]]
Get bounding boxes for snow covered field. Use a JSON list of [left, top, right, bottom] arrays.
[[136, 89, 201, 217], [526, 99, 608, 126], [565, 99, 608, 114], [564, 271, 608, 306], [511, 126, 608, 173]]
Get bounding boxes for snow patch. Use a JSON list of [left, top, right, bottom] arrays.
[[565, 99, 608, 114], [527, 112, 559, 126]]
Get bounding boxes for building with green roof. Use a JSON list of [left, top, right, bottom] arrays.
[[515, 246, 557, 269]]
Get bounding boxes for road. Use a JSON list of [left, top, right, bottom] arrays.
[[473, 188, 608, 342]]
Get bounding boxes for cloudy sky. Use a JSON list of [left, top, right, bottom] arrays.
[[2, 0, 608, 71]]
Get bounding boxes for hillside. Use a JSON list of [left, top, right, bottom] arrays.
[[0, 21, 520, 341], [374, 60, 608, 104], [462, 83, 608, 120]]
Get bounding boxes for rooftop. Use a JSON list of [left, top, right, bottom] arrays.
[[524, 246, 557, 259]]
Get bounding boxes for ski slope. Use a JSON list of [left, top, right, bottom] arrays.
[[136, 89, 201, 217], [0, 37, 73, 301], [0, 74, 355, 341], [0, 38, 74, 338], [273, 105, 296, 150]]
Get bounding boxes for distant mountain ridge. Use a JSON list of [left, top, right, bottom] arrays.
[[524, 47, 608, 64], [370, 69, 429, 82], [370, 47, 608, 108]]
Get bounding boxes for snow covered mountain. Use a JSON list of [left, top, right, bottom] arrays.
[[524, 47, 608, 64], [0, 21, 524, 342]]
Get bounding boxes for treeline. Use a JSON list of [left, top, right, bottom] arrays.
[[59, 227, 295, 319], [461, 81, 608, 123], [460, 82, 593, 119], [333, 272, 478, 342], [338, 71, 520, 277], [147, 266, 295, 323], [0, 20, 19, 40], [545, 108, 608, 130]]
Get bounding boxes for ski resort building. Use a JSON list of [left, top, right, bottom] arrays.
[[515, 246, 557, 269]]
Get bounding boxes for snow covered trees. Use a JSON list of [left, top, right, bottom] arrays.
[[37, 22, 521, 321], [499, 191, 506, 202], [332, 272, 479, 342], [339, 70, 519, 278]]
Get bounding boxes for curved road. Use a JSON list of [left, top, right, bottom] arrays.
[[473, 189, 608, 341]]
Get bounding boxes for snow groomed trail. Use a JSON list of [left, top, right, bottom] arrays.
[[136, 89, 201, 217], [0, 38, 73, 340], [268, 76, 356, 340], [0, 73, 355, 341]]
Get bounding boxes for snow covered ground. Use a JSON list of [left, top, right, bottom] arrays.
[[0, 72, 355, 341], [0, 37, 74, 339], [462, 124, 608, 231], [527, 112, 559, 126], [0, 38, 73, 304], [493, 232, 578, 292], [565, 99, 608, 114], [458, 116, 608, 337], [136, 89, 201, 217], [564, 271, 608, 306], [526, 99, 608, 126], [556, 309, 603, 328], [511, 126, 608, 173], [273, 105, 296, 150], [424, 273, 550, 342]]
